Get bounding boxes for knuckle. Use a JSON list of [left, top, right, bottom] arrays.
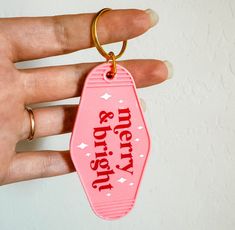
[[52, 16, 70, 54], [40, 153, 54, 178], [0, 34, 13, 59], [0, 157, 13, 186], [22, 71, 37, 95]]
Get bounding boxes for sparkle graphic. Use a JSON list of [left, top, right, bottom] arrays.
[[129, 182, 134, 186], [77, 143, 88, 149], [135, 138, 140, 142], [106, 193, 111, 197], [119, 99, 124, 103], [117, 177, 126, 183], [86, 153, 91, 157], [100, 93, 111, 100], [139, 154, 144, 158], [138, 126, 143, 130]]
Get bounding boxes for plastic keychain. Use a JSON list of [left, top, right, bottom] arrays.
[[70, 8, 151, 220]]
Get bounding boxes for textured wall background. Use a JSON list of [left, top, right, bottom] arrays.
[[0, 0, 234, 229]]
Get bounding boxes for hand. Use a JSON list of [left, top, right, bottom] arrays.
[[0, 9, 172, 185]]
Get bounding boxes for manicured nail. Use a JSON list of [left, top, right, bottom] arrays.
[[164, 61, 174, 79], [145, 9, 159, 27]]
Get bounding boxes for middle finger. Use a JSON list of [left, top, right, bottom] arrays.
[[21, 59, 170, 104]]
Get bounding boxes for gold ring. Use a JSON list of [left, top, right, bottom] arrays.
[[91, 8, 127, 60], [25, 106, 35, 141]]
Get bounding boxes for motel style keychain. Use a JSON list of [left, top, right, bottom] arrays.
[[70, 8, 151, 220]]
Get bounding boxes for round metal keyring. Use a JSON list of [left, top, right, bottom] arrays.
[[91, 8, 127, 61]]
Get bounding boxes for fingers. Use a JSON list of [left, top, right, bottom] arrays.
[[20, 105, 77, 141], [1, 9, 158, 62], [20, 59, 171, 141], [2, 150, 75, 185], [22, 59, 170, 104]]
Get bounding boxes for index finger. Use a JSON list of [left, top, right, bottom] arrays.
[[0, 9, 158, 62]]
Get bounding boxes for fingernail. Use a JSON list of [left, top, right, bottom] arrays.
[[164, 61, 174, 79], [145, 9, 159, 27], [140, 98, 147, 112]]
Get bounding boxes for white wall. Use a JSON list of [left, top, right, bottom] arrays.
[[0, 0, 234, 229]]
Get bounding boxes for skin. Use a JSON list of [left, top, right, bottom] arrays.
[[0, 9, 169, 185]]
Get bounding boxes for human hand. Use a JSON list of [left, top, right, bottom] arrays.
[[0, 9, 172, 185]]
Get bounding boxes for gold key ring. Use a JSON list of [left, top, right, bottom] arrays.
[[91, 8, 127, 61]]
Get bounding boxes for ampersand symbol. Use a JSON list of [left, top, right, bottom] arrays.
[[99, 111, 114, 124]]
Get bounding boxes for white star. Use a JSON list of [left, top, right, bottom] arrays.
[[135, 138, 140, 142], [86, 153, 91, 157], [106, 193, 111, 197], [129, 182, 134, 186], [139, 154, 144, 158], [119, 99, 124, 103], [117, 177, 126, 183], [77, 143, 88, 149], [101, 93, 111, 100], [138, 126, 143, 130]]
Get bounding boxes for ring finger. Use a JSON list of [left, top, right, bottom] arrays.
[[21, 104, 77, 141]]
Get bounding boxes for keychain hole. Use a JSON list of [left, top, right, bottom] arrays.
[[106, 71, 115, 80]]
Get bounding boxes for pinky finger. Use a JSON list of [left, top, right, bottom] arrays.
[[3, 151, 75, 185]]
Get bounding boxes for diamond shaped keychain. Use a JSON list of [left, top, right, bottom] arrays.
[[70, 8, 151, 220]]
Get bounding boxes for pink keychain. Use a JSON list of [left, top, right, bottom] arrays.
[[70, 8, 151, 220]]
